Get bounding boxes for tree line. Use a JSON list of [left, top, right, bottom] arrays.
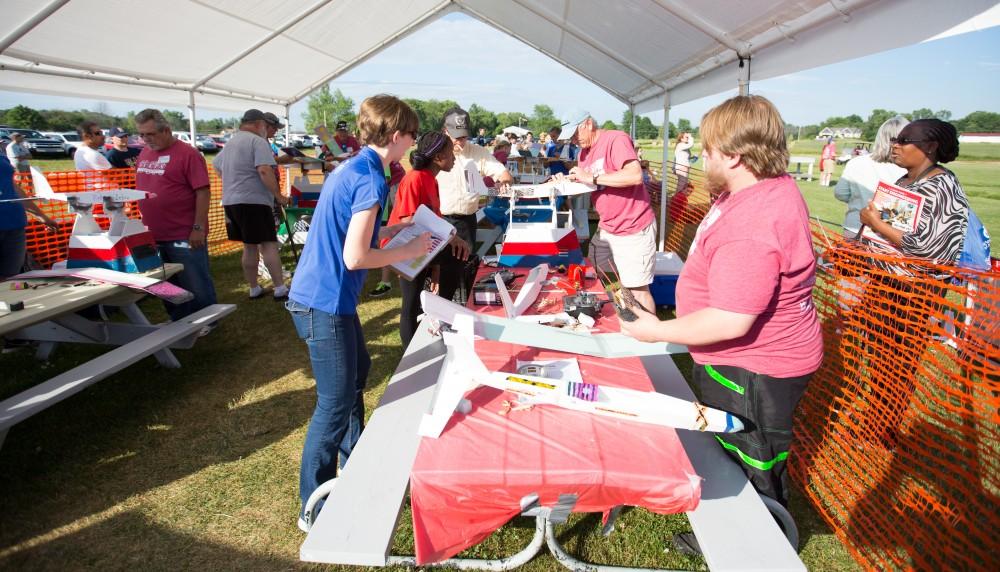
[[787, 108, 1000, 140], [4, 90, 999, 143]]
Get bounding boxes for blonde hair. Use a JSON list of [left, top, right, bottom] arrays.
[[700, 95, 789, 179], [356, 94, 419, 147]]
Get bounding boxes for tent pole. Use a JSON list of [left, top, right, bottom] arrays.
[[187, 91, 197, 147], [658, 92, 671, 252], [629, 103, 636, 139], [738, 56, 751, 96], [0, 0, 69, 54], [284, 104, 291, 141]]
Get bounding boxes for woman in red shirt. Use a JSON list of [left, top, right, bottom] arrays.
[[389, 131, 470, 346]]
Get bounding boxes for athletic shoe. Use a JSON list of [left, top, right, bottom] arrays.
[[369, 281, 392, 297], [273, 284, 289, 301], [249, 285, 266, 299]]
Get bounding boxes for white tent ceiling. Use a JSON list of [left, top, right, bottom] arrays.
[[0, 0, 997, 116]]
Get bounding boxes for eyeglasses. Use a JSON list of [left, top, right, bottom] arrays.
[[89, 131, 104, 136], [890, 137, 926, 145]]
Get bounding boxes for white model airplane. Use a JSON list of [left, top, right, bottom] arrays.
[[417, 313, 744, 438], [420, 291, 686, 358], [494, 262, 547, 319]]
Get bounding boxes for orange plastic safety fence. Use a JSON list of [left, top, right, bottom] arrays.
[[644, 160, 710, 257], [14, 166, 289, 267], [792, 234, 999, 571], [649, 169, 999, 569]]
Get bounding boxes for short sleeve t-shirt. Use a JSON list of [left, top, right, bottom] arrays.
[[577, 130, 654, 236], [333, 135, 360, 155], [675, 174, 823, 378], [0, 156, 27, 231], [74, 145, 112, 171], [437, 142, 507, 216], [105, 147, 142, 169], [289, 147, 388, 315], [135, 139, 211, 242], [213, 130, 277, 206]]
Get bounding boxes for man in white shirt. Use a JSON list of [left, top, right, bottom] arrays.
[[435, 107, 513, 296], [74, 121, 112, 171], [5, 133, 31, 172]]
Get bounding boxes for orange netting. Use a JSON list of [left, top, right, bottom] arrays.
[[647, 159, 1000, 570], [13, 165, 285, 267]]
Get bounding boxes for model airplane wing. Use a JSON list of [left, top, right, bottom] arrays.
[[420, 291, 687, 358], [496, 262, 548, 319], [508, 180, 596, 199], [417, 312, 742, 438]]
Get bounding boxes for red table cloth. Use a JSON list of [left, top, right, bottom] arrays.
[[409, 267, 701, 564]]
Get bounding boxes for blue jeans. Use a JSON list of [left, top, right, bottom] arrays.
[[0, 227, 26, 279], [286, 300, 368, 513], [157, 241, 217, 321]]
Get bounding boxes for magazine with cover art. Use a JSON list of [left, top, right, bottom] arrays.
[[385, 204, 456, 281], [860, 180, 925, 250]]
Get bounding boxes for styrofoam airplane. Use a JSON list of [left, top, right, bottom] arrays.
[[417, 313, 744, 438], [7, 167, 162, 272]]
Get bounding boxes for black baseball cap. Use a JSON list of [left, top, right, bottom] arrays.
[[263, 112, 284, 129], [335, 120, 349, 131], [442, 107, 470, 138], [241, 108, 266, 123], [108, 127, 129, 137]]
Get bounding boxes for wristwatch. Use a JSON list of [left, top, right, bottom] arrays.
[[592, 174, 599, 186], [192, 224, 204, 231]]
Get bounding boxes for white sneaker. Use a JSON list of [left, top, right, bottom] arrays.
[[249, 285, 265, 299], [273, 284, 289, 300]]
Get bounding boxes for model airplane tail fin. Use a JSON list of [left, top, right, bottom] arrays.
[[29, 167, 60, 200], [417, 314, 487, 438]]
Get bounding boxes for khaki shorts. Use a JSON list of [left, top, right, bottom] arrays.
[[588, 221, 656, 288]]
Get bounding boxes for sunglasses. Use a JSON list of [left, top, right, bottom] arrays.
[[890, 137, 926, 145], [89, 131, 104, 136]]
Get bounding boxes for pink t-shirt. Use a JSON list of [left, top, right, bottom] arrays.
[[135, 140, 211, 242], [577, 130, 654, 235], [675, 174, 823, 378]]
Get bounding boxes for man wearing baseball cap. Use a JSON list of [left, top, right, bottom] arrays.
[[436, 106, 513, 298], [105, 127, 141, 168], [556, 109, 656, 313], [213, 108, 289, 300]]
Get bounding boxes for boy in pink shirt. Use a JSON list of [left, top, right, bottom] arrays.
[[619, 96, 823, 523], [559, 111, 656, 312]]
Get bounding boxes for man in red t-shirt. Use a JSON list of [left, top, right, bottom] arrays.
[[134, 108, 218, 322], [619, 96, 823, 529], [558, 110, 656, 313]]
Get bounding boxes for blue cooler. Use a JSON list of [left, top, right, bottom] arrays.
[[650, 252, 684, 306]]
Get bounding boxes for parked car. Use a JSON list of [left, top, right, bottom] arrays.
[[41, 131, 84, 157], [102, 135, 145, 152], [310, 134, 322, 147], [0, 128, 66, 157], [289, 133, 314, 149], [210, 135, 229, 149], [175, 132, 218, 153]]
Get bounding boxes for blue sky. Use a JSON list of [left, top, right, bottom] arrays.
[[2, 11, 998, 130]]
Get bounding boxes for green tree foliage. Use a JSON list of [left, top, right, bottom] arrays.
[[954, 111, 1000, 132], [4, 105, 48, 129], [302, 85, 355, 131], [862, 109, 899, 140], [496, 111, 529, 132], [467, 103, 498, 136], [600, 119, 617, 130], [676, 118, 692, 134], [910, 108, 935, 120], [163, 110, 188, 131], [620, 110, 661, 139], [528, 104, 559, 136], [405, 98, 460, 134]]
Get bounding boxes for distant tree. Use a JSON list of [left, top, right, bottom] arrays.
[[496, 111, 529, 132], [863, 109, 899, 140], [162, 110, 187, 131], [955, 111, 1000, 132], [467, 103, 498, 136], [4, 105, 48, 129], [529, 104, 558, 137], [677, 118, 692, 134], [302, 85, 355, 131], [934, 109, 952, 121], [40, 109, 86, 131], [801, 125, 821, 139], [413, 99, 461, 134], [600, 119, 617, 131]]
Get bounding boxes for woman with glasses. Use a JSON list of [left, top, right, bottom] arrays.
[[850, 118, 969, 448]]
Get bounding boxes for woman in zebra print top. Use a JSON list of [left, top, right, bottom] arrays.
[[860, 118, 969, 268]]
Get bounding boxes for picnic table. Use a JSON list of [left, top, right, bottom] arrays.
[[0, 263, 235, 449], [301, 265, 804, 570]]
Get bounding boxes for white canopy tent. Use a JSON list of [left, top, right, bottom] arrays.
[[2, 0, 997, 245]]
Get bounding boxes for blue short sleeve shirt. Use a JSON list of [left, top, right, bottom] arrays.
[[289, 147, 388, 314]]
